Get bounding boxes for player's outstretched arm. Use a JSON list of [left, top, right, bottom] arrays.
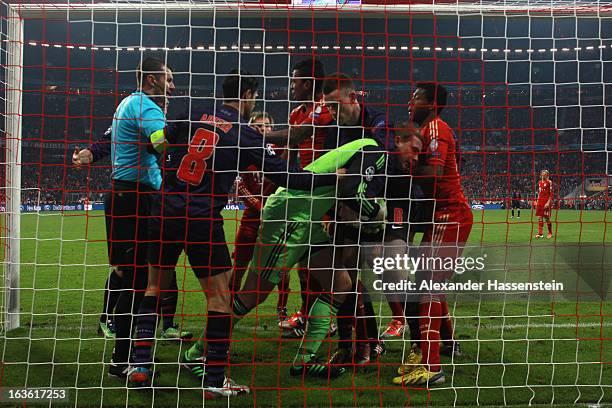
[[72, 126, 112, 166], [262, 155, 338, 191], [240, 125, 337, 191], [263, 124, 313, 146]]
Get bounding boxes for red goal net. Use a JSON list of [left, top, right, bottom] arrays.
[[0, 1, 610, 406]]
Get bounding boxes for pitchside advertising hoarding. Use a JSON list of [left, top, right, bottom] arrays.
[[0, 203, 247, 213], [585, 177, 610, 192]]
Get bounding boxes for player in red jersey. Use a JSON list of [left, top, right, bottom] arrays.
[[231, 112, 292, 325], [395, 83, 473, 386], [289, 58, 333, 168], [535, 169, 554, 239], [281, 58, 335, 336]]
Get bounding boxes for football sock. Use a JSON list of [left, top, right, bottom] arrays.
[[186, 329, 206, 361], [161, 271, 178, 331], [203, 311, 231, 388], [538, 220, 544, 235], [113, 266, 147, 365], [419, 296, 442, 372], [295, 295, 340, 365], [133, 295, 158, 366], [336, 292, 356, 350]]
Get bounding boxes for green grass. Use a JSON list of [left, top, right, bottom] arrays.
[[1, 209, 610, 407]]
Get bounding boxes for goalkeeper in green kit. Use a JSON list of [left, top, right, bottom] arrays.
[[232, 128, 423, 379]]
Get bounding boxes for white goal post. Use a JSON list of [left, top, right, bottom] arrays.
[[0, 2, 610, 406]]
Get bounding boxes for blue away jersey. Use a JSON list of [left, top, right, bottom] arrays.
[[111, 91, 165, 190], [161, 103, 336, 219]]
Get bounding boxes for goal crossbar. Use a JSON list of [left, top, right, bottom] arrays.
[[6, 1, 612, 20]]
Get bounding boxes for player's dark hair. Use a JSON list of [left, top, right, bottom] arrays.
[[223, 69, 259, 100], [292, 58, 326, 95], [416, 82, 448, 114], [322, 72, 355, 95], [136, 57, 169, 87]]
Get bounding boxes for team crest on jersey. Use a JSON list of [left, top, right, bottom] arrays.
[[266, 143, 276, 156], [313, 105, 322, 119], [364, 165, 375, 181], [429, 138, 438, 152]]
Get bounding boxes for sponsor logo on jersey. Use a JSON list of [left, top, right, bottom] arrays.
[[429, 138, 438, 152], [364, 165, 375, 181], [266, 143, 276, 156]]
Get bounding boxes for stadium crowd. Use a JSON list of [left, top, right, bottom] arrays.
[[16, 66, 608, 208]]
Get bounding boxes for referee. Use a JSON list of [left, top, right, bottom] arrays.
[[106, 57, 174, 378]]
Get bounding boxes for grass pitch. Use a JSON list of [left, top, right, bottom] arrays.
[[0, 209, 610, 407]]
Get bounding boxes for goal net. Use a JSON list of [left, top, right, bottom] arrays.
[[0, 1, 610, 406]]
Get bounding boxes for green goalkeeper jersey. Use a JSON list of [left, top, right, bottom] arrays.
[[253, 137, 384, 284], [264, 137, 381, 222]]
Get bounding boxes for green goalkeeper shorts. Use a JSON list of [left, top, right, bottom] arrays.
[[249, 218, 330, 285]]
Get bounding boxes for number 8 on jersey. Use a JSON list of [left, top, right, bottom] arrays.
[[177, 128, 219, 185]]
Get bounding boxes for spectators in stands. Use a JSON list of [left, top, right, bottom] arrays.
[[15, 85, 608, 209]]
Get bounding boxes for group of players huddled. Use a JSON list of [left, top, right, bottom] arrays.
[[72, 55, 557, 398]]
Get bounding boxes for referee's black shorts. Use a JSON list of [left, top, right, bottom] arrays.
[[104, 180, 157, 269], [512, 200, 521, 209]]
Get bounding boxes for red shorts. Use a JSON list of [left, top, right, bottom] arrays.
[[418, 204, 474, 282], [233, 207, 261, 265], [535, 205, 550, 218]]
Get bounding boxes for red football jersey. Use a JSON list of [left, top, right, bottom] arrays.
[[289, 99, 332, 167], [537, 179, 552, 205], [421, 117, 468, 209], [237, 144, 282, 211]]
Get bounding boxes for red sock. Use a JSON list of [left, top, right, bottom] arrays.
[[547, 222, 552, 234], [419, 297, 442, 372], [439, 300, 454, 343], [538, 220, 543, 235], [388, 302, 406, 324]]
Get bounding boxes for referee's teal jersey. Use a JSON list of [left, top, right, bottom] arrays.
[[111, 91, 165, 190]]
